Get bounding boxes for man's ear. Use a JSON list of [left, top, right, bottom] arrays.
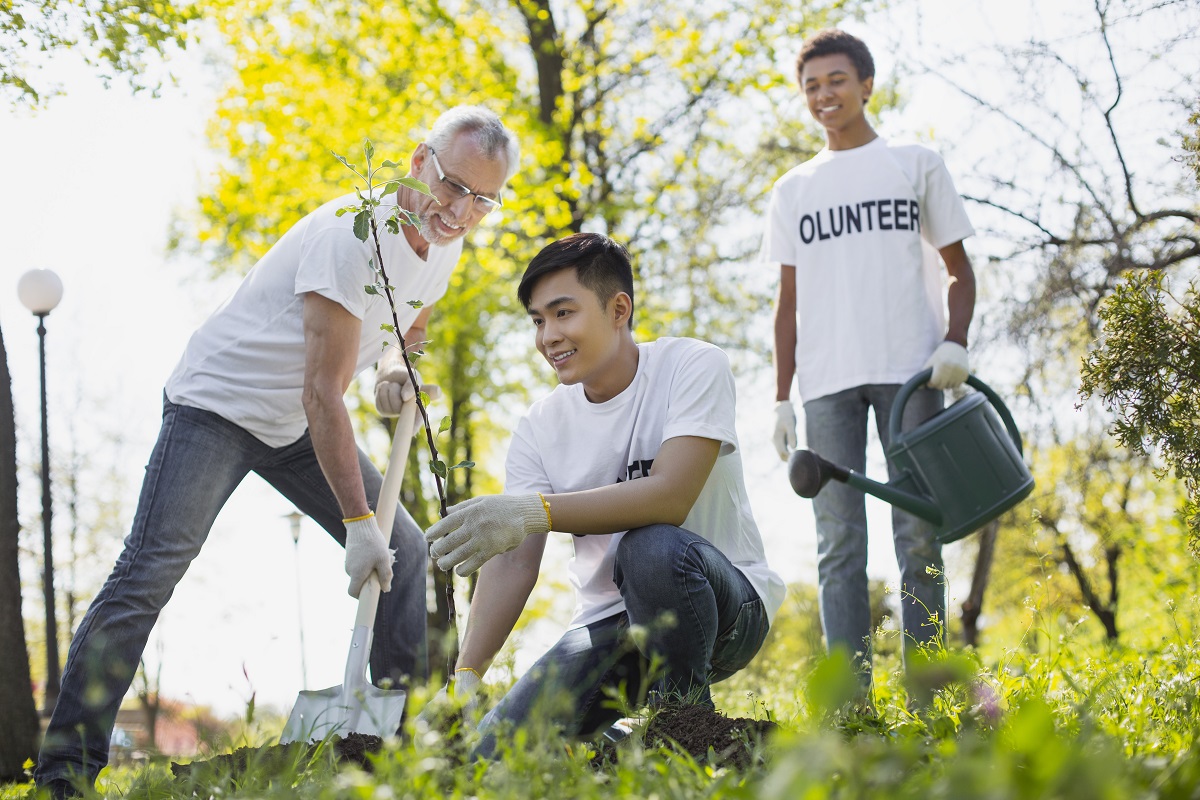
[[861, 75, 874, 106], [411, 142, 429, 174], [611, 292, 633, 327]]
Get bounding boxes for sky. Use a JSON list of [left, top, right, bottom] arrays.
[[2, 0, 1187, 719]]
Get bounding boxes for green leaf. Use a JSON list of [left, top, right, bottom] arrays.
[[398, 176, 433, 197], [430, 459, 448, 479], [353, 209, 370, 241], [406, 300, 424, 309], [364, 284, 379, 296], [336, 205, 359, 217], [382, 181, 399, 195], [363, 139, 375, 160], [438, 416, 452, 435], [334, 152, 353, 170], [449, 460, 475, 471], [382, 159, 401, 169], [805, 651, 862, 717], [380, 323, 395, 333], [418, 390, 430, 407], [385, 218, 400, 235]]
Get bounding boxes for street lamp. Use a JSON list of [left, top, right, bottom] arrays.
[[285, 510, 308, 689], [18, 268, 64, 716]]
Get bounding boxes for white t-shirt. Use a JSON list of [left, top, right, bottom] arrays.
[[761, 137, 975, 403], [504, 337, 787, 628], [166, 193, 462, 447]]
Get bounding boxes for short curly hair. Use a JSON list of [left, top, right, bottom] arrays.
[[796, 29, 875, 84]]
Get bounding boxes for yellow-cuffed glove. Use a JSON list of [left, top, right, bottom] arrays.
[[425, 494, 550, 576], [344, 513, 394, 597]]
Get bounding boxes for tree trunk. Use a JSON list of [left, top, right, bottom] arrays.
[[0, 321, 41, 781], [960, 520, 999, 647], [1060, 539, 1120, 641]]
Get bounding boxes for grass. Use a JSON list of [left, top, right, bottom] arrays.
[[6, 595, 1200, 799]]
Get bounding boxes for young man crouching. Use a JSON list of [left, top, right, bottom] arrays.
[[424, 232, 785, 754]]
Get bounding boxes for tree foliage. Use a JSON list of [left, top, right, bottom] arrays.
[[880, 0, 1199, 393], [1, 0, 197, 105], [175, 0, 878, 655], [1080, 270, 1200, 555]]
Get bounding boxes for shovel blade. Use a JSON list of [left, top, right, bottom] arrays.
[[279, 684, 407, 744]]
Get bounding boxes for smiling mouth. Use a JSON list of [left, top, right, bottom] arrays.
[[819, 104, 841, 113], [436, 214, 464, 231], [550, 349, 576, 364]]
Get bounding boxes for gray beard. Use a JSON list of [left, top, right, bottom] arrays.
[[416, 210, 459, 247]]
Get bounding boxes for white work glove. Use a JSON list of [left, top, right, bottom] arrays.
[[924, 341, 970, 390], [415, 668, 483, 730], [773, 400, 798, 462], [343, 513, 395, 597], [425, 494, 550, 576], [374, 362, 443, 423]]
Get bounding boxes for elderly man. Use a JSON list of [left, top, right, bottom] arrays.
[[36, 105, 519, 798]]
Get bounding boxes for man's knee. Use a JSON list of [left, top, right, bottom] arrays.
[[614, 524, 684, 586]]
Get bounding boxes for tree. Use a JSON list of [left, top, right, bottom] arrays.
[[1, 0, 197, 105], [0, 322, 39, 782], [174, 0, 875, 662], [1080, 270, 1200, 556]]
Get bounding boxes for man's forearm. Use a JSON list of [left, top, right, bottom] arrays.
[[545, 435, 720, 535], [457, 536, 544, 673], [940, 242, 976, 347], [304, 389, 370, 519], [774, 266, 798, 402]]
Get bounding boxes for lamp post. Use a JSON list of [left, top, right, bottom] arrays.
[[18, 268, 64, 716], [285, 510, 308, 689]]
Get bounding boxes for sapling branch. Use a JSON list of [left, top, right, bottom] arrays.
[[336, 139, 470, 674]]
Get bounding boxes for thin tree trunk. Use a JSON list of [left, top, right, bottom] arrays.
[[0, 321, 41, 781], [1061, 539, 1120, 640], [960, 520, 999, 647]]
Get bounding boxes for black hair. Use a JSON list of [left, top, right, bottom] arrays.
[[518, 233, 636, 330], [796, 28, 875, 85]]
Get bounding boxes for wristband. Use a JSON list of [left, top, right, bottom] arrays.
[[343, 511, 376, 524], [536, 492, 553, 530], [455, 666, 482, 680]]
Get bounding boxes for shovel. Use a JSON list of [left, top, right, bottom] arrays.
[[279, 399, 418, 743]]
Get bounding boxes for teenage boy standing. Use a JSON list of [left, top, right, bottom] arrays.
[[424, 232, 785, 751], [762, 29, 976, 685]]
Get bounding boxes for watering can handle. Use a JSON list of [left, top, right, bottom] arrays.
[[888, 368, 1025, 456]]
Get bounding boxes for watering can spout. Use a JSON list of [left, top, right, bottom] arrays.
[[788, 449, 944, 526]]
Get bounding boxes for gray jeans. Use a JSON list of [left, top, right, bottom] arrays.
[[804, 383, 945, 679], [36, 398, 429, 787]]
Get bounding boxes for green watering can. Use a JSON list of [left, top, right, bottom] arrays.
[[788, 369, 1035, 544]]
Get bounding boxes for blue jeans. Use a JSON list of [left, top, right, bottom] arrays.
[[35, 398, 429, 786], [474, 524, 768, 758], [803, 383, 945, 679]]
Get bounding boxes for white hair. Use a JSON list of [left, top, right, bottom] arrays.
[[427, 105, 520, 182]]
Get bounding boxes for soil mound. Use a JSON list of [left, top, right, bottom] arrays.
[[594, 705, 778, 770]]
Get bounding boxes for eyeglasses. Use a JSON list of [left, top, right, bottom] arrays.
[[427, 147, 503, 214]]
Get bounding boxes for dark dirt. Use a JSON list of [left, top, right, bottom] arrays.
[[592, 704, 779, 771]]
